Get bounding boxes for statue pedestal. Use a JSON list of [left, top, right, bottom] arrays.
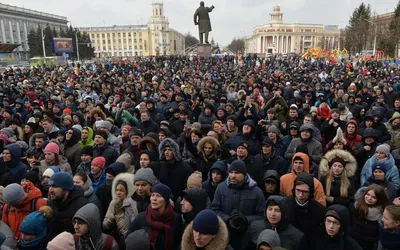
[[197, 44, 212, 57]]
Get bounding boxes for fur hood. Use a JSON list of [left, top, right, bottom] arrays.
[[90, 107, 106, 120], [139, 136, 159, 152], [197, 136, 220, 155], [158, 138, 181, 161], [181, 217, 229, 250], [111, 173, 136, 200], [319, 149, 357, 178]]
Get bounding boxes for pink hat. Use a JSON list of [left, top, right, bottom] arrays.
[[47, 231, 75, 250], [92, 156, 106, 169], [44, 142, 59, 155]]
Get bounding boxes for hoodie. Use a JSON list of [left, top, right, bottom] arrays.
[[343, 120, 362, 150], [256, 229, 281, 249], [280, 152, 326, 206], [4, 144, 29, 182], [79, 127, 94, 147], [74, 203, 118, 250], [202, 161, 228, 201], [181, 188, 209, 226], [262, 170, 280, 199]]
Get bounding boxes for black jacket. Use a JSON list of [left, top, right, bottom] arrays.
[[92, 143, 119, 167], [137, 119, 160, 135], [159, 160, 193, 202], [320, 118, 346, 146], [48, 187, 88, 235], [202, 161, 228, 201]]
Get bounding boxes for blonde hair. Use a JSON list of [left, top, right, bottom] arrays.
[[325, 165, 350, 198], [39, 205, 53, 219]]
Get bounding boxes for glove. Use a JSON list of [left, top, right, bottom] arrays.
[[229, 210, 248, 232]]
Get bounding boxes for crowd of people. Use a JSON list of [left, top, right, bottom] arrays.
[[0, 54, 399, 250]]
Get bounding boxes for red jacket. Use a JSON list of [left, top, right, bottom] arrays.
[[344, 120, 362, 150]]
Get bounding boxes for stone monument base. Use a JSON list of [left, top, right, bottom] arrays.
[[197, 44, 212, 57]]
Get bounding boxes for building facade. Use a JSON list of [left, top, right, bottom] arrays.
[[0, 3, 68, 60], [245, 6, 340, 55], [80, 1, 185, 57]]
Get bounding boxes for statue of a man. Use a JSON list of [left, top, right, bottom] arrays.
[[194, 1, 215, 44]]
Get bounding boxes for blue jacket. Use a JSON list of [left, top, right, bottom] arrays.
[[4, 144, 28, 182], [360, 154, 400, 190], [89, 169, 106, 193], [211, 175, 265, 223]]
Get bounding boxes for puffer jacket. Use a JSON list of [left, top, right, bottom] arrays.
[[74, 203, 119, 250], [39, 155, 72, 177], [280, 153, 326, 206], [361, 154, 400, 190]]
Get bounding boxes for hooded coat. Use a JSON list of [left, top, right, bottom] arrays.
[[158, 138, 193, 201], [256, 229, 281, 249], [310, 205, 362, 250], [78, 127, 94, 147], [284, 173, 325, 248], [61, 128, 82, 172], [0, 161, 16, 187], [181, 216, 233, 250], [355, 128, 381, 170], [39, 155, 72, 178], [280, 153, 326, 206], [103, 173, 137, 237], [361, 154, 400, 190], [318, 149, 357, 207], [181, 188, 209, 227], [261, 170, 281, 199], [202, 161, 228, 201], [4, 144, 29, 182], [343, 120, 362, 150], [1, 184, 47, 238], [378, 219, 400, 250], [250, 196, 305, 250], [74, 203, 119, 250], [188, 136, 219, 181], [81, 176, 103, 216], [48, 186, 88, 235], [223, 120, 261, 155]]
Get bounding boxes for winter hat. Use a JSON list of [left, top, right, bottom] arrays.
[[310, 106, 318, 113], [268, 125, 280, 135], [92, 156, 106, 169], [98, 120, 112, 131], [325, 209, 341, 223], [94, 130, 108, 140], [193, 209, 219, 235], [134, 168, 155, 186], [376, 144, 390, 156], [237, 141, 249, 151], [0, 128, 14, 138], [129, 128, 144, 138], [125, 229, 150, 250], [229, 160, 247, 175], [48, 172, 74, 191], [122, 125, 132, 131], [63, 115, 73, 123], [332, 127, 347, 145], [43, 166, 61, 178], [187, 171, 203, 188], [262, 138, 274, 147], [3, 183, 26, 205], [47, 231, 75, 250], [81, 146, 93, 156], [371, 162, 388, 174], [63, 108, 72, 114], [21, 170, 39, 184], [160, 121, 170, 128], [72, 124, 83, 132], [295, 143, 309, 155], [328, 156, 347, 168], [44, 142, 60, 155], [152, 183, 172, 202], [15, 140, 29, 150], [19, 206, 51, 236]]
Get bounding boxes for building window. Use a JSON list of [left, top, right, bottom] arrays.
[[103, 46, 106, 50], [139, 39, 142, 42], [97, 34, 100, 38], [102, 34, 105, 38], [140, 45, 143, 49], [128, 33, 131, 37], [134, 39, 137, 43], [134, 32, 136, 36], [102, 40, 106, 44]]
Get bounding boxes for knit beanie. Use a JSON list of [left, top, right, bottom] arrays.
[[376, 144, 390, 156], [81, 146, 93, 156], [152, 183, 172, 202], [229, 160, 247, 175], [43, 166, 61, 178], [21, 170, 39, 184], [122, 125, 132, 131], [0, 128, 14, 138], [47, 231, 75, 250], [3, 183, 26, 205], [129, 128, 144, 138], [19, 207, 50, 236], [48, 172, 74, 191], [92, 156, 106, 169], [237, 141, 249, 151], [94, 130, 108, 140], [371, 162, 388, 174], [72, 124, 83, 132], [328, 156, 347, 168], [268, 125, 280, 135], [44, 142, 60, 155], [187, 171, 203, 188], [134, 168, 155, 186], [98, 120, 113, 131], [193, 209, 219, 235], [63, 108, 72, 115]]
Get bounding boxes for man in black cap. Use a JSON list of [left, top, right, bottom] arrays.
[[212, 159, 265, 249]]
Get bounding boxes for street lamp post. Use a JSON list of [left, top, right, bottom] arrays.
[[365, 19, 377, 56], [41, 25, 50, 58], [75, 30, 80, 62]]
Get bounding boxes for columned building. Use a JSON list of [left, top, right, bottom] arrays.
[[245, 6, 340, 55]]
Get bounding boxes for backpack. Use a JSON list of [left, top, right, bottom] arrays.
[[5, 197, 39, 215], [74, 234, 114, 250]]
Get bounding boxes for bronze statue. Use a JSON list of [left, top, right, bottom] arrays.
[[194, 1, 215, 44]]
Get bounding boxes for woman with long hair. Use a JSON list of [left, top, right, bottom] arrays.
[[349, 184, 391, 250], [318, 149, 357, 207], [379, 205, 400, 250]]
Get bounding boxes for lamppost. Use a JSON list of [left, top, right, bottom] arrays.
[[365, 18, 377, 56], [75, 29, 80, 62], [41, 24, 50, 58]]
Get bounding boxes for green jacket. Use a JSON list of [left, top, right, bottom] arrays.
[[79, 126, 94, 147], [115, 110, 139, 127]]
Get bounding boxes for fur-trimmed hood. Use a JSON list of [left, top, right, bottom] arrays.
[[197, 136, 220, 155], [89, 107, 106, 120], [158, 138, 181, 161], [111, 173, 136, 200], [181, 216, 229, 250], [319, 149, 357, 178], [139, 136, 159, 152]]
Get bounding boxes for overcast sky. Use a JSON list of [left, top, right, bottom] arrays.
[[3, 0, 398, 45]]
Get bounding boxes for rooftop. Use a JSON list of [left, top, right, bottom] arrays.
[[79, 25, 148, 32], [0, 3, 67, 21]]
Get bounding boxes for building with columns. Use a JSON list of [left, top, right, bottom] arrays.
[[245, 6, 340, 55], [0, 3, 68, 60], [79, 0, 185, 57]]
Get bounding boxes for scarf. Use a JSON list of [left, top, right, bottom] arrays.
[[366, 205, 383, 221], [145, 204, 174, 250]]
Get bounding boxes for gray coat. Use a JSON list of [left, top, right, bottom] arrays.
[[284, 137, 323, 164], [74, 203, 119, 250]]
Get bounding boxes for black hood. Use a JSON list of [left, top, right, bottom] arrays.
[[66, 128, 81, 146], [265, 195, 289, 231], [207, 160, 227, 183], [263, 170, 280, 186], [292, 172, 315, 200], [181, 188, 209, 224], [325, 204, 350, 235]]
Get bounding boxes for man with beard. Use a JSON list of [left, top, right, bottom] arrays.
[[122, 128, 143, 167], [137, 111, 159, 135], [223, 119, 261, 156], [47, 172, 87, 235], [386, 98, 400, 120]]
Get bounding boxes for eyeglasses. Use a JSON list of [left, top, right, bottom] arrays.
[[325, 218, 341, 227], [295, 189, 310, 195], [66, 131, 73, 135]]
